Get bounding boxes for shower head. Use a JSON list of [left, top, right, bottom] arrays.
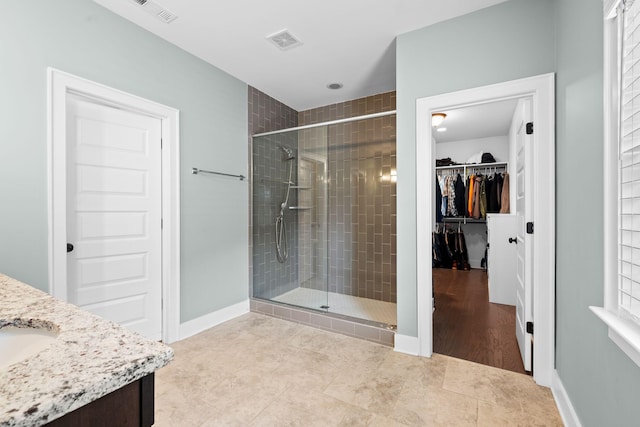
[[278, 145, 295, 160]]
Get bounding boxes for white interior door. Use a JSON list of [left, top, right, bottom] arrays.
[[66, 95, 163, 340], [515, 98, 534, 371]]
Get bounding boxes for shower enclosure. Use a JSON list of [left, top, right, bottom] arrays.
[[251, 112, 396, 327]]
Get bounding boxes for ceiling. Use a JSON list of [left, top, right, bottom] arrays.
[[93, 0, 508, 111], [433, 99, 519, 144]]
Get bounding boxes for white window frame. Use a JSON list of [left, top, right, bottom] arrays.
[[590, 0, 640, 368]]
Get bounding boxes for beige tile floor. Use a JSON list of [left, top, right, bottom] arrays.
[[155, 313, 562, 427]]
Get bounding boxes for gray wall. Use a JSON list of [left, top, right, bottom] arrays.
[[555, 0, 640, 425], [396, 0, 556, 337], [398, 0, 640, 424], [1, 0, 248, 323]]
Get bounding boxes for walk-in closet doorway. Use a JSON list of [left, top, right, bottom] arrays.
[[416, 73, 556, 387], [431, 98, 527, 374]]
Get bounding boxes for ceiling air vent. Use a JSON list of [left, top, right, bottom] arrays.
[[131, 0, 178, 24], [266, 29, 303, 51]]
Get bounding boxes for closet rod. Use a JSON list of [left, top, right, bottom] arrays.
[[436, 161, 508, 171]]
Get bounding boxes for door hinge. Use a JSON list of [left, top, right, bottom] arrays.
[[526, 321, 534, 335], [526, 122, 534, 135], [526, 222, 534, 234], [161, 218, 163, 229]]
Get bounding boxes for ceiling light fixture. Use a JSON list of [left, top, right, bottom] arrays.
[[432, 112, 447, 127], [436, 127, 447, 132], [327, 83, 343, 90]]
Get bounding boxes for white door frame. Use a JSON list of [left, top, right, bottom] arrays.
[[415, 73, 555, 386], [47, 68, 181, 343]]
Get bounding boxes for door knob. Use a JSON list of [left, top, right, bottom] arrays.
[[508, 237, 518, 244], [67, 243, 74, 253]]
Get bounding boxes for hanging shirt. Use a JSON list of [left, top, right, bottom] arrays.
[[447, 175, 458, 217], [435, 175, 443, 223], [473, 175, 482, 219], [485, 174, 496, 213], [454, 174, 466, 216], [439, 175, 448, 217], [467, 174, 475, 217], [495, 172, 503, 212], [479, 177, 487, 219], [500, 172, 510, 213]]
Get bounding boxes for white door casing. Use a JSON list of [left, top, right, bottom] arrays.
[[66, 96, 162, 340], [48, 68, 181, 343], [414, 73, 555, 386], [514, 98, 534, 371]]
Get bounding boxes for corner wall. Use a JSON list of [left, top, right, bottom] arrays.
[[395, 0, 556, 337], [0, 0, 248, 323], [554, 0, 640, 424]]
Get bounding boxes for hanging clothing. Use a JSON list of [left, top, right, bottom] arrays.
[[473, 175, 482, 219], [454, 174, 466, 216], [435, 176, 443, 223], [479, 177, 487, 219], [495, 173, 503, 212], [467, 174, 475, 217], [486, 173, 503, 213], [484, 174, 493, 211], [432, 231, 442, 268], [500, 172, 510, 213], [464, 175, 471, 217], [456, 230, 471, 271], [447, 175, 458, 217], [439, 175, 448, 218], [435, 167, 509, 219], [432, 227, 470, 271], [432, 229, 454, 268]]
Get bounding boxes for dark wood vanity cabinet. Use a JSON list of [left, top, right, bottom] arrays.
[[45, 373, 155, 427]]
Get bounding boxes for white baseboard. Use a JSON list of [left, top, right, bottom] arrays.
[[551, 369, 582, 427], [394, 334, 420, 356], [177, 299, 250, 342]]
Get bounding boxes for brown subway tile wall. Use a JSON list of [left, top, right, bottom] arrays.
[[249, 87, 299, 299], [249, 88, 397, 308], [299, 92, 397, 303], [298, 91, 396, 125], [248, 87, 298, 134]]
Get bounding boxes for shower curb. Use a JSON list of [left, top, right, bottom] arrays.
[[250, 298, 395, 347]]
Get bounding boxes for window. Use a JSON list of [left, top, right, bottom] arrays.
[[590, 0, 640, 368]]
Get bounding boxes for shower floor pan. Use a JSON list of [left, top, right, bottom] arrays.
[[272, 287, 397, 326]]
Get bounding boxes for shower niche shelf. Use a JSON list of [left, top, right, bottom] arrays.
[[288, 206, 312, 210], [290, 186, 311, 190]]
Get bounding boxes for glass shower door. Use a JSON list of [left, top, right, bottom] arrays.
[[251, 126, 329, 312], [295, 127, 328, 310]]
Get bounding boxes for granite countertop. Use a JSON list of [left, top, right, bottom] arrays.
[[0, 274, 174, 427]]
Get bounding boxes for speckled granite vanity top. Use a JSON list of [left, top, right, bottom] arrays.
[[0, 274, 173, 427]]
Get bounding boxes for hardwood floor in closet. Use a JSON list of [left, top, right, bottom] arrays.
[[432, 268, 527, 375]]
